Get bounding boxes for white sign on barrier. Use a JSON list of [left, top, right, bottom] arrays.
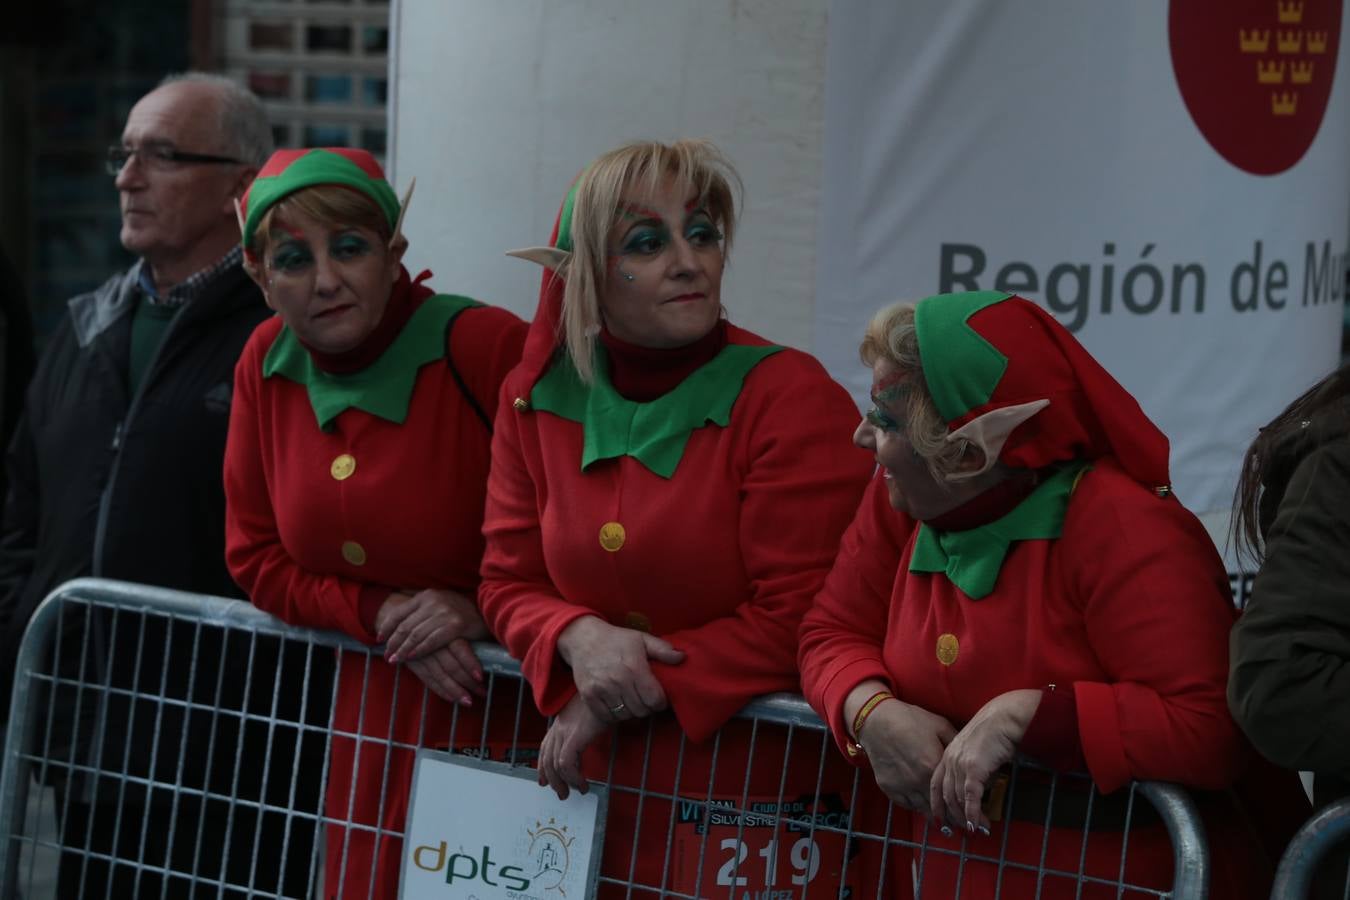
[[400, 751, 607, 899]]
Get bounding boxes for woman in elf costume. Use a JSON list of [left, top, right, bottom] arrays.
[[223, 147, 538, 898], [477, 139, 875, 896], [798, 292, 1298, 897]]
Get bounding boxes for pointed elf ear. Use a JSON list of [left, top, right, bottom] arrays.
[[505, 246, 571, 270], [388, 177, 415, 251], [234, 197, 259, 267], [944, 398, 1050, 480]]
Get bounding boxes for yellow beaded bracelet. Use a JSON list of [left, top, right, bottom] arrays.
[[850, 689, 896, 742]]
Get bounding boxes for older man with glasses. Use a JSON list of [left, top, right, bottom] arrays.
[[0, 72, 325, 898]]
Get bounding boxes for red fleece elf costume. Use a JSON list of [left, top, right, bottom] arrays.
[[798, 290, 1302, 898], [223, 148, 539, 899], [478, 184, 875, 897]]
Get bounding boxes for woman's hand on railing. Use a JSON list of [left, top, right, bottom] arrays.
[[556, 615, 685, 723], [376, 589, 489, 703], [538, 693, 609, 800], [377, 589, 488, 662], [929, 688, 1041, 833], [858, 699, 956, 817], [403, 646, 483, 706]]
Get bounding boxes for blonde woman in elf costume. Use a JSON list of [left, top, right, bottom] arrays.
[[223, 148, 540, 898], [798, 291, 1302, 898], [478, 140, 875, 897]]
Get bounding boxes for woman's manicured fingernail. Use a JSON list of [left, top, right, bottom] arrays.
[[474, 670, 484, 683], [459, 695, 474, 706], [388, 653, 399, 664], [978, 825, 991, 837], [939, 825, 953, 838], [966, 820, 975, 833]]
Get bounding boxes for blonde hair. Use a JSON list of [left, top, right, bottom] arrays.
[[250, 184, 394, 258], [860, 302, 974, 480], [561, 139, 741, 382]]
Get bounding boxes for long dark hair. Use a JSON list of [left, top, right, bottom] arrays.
[[1233, 364, 1350, 564]]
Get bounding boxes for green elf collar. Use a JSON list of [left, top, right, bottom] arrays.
[[263, 294, 480, 430], [530, 341, 783, 478], [908, 460, 1090, 599]]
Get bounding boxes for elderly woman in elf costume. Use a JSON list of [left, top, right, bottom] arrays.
[[798, 291, 1298, 898], [223, 147, 538, 898], [477, 139, 874, 896]]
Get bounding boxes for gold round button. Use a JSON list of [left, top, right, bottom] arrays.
[[341, 540, 367, 566], [330, 453, 356, 481], [623, 611, 652, 633], [598, 521, 626, 552], [936, 633, 959, 666], [512, 397, 529, 411]]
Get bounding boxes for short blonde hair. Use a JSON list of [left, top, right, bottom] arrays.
[[561, 139, 741, 382], [251, 184, 394, 258], [860, 302, 974, 480]]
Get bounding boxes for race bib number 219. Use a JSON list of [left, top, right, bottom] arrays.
[[671, 794, 855, 899]]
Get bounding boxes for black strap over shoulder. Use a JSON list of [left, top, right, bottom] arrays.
[[443, 309, 493, 434]]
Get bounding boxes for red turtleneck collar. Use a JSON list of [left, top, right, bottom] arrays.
[[925, 466, 1043, 532], [302, 266, 436, 374], [599, 319, 729, 402]]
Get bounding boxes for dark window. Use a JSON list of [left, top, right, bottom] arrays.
[[249, 22, 294, 52], [304, 123, 351, 146], [362, 77, 387, 106], [306, 74, 353, 104], [359, 127, 386, 155], [249, 71, 292, 100], [306, 24, 353, 53], [362, 26, 388, 54]]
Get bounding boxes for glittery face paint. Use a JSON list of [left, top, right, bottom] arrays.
[[865, 368, 909, 432], [597, 177, 725, 349]]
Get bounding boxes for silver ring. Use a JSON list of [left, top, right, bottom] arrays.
[[610, 701, 627, 716]]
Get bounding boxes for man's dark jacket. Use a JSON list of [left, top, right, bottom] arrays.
[[0, 260, 270, 781]]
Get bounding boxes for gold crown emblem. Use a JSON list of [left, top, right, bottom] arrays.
[[1272, 91, 1298, 115], [1290, 60, 1314, 83], [1307, 31, 1328, 53], [1257, 60, 1286, 83], [1277, 1, 1304, 24], [1277, 30, 1303, 53], [1239, 28, 1271, 52]]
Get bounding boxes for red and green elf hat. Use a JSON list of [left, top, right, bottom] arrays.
[[913, 291, 1171, 492], [239, 147, 400, 249], [505, 178, 581, 390]]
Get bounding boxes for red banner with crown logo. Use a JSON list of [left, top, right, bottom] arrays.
[[1170, 0, 1343, 174]]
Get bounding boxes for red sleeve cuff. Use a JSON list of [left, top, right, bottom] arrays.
[[1076, 680, 1132, 793], [358, 585, 396, 639], [817, 657, 895, 762], [1019, 686, 1087, 772], [526, 607, 595, 716]]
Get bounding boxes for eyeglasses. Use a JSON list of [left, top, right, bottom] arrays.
[[106, 144, 244, 176]]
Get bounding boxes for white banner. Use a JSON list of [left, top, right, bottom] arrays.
[[400, 752, 606, 899], [390, 0, 829, 352], [814, 0, 1349, 517], [391, 0, 1350, 532]]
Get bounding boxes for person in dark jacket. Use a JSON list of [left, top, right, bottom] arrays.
[[0, 245, 35, 504], [0, 72, 323, 899], [1230, 364, 1350, 808]]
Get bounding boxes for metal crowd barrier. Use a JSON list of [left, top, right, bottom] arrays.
[[1271, 799, 1350, 900], [0, 578, 1212, 899]]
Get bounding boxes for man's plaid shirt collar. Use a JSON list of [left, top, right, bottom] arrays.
[[137, 245, 244, 308]]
